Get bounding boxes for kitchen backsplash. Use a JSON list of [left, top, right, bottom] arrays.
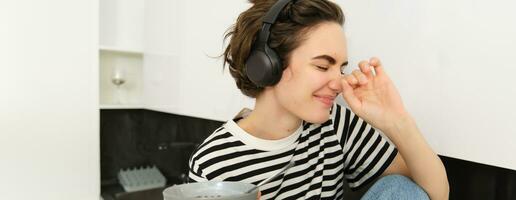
[[100, 109, 223, 186]]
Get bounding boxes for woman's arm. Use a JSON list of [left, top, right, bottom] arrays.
[[340, 57, 449, 199], [381, 115, 449, 200]]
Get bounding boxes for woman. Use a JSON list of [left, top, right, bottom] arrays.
[[188, 0, 449, 199]]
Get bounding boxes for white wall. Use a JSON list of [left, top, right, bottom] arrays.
[[0, 0, 99, 199], [338, 0, 516, 170]]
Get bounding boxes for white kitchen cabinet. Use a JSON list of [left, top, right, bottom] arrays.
[[100, 0, 255, 120], [99, 0, 144, 108], [142, 0, 183, 114], [143, 0, 254, 121], [100, 0, 144, 51]]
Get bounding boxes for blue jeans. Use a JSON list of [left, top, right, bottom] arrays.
[[361, 175, 430, 200]]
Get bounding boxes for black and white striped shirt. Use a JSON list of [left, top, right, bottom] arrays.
[[188, 103, 398, 200]]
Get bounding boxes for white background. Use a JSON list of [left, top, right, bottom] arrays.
[[338, 0, 516, 170]]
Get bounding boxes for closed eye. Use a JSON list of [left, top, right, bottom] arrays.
[[316, 65, 329, 71]]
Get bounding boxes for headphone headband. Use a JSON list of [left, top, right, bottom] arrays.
[[263, 0, 294, 24], [257, 0, 294, 44]]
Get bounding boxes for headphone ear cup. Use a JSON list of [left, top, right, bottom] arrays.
[[264, 45, 282, 85], [245, 46, 283, 87]]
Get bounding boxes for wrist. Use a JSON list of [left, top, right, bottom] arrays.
[[383, 114, 417, 141]]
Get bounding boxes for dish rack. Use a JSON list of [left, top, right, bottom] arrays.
[[118, 165, 167, 192]]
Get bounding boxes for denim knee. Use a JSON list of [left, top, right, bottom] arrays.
[[361, 174, 429, 200]]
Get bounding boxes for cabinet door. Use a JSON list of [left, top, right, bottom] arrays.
[[144, 0, 254, 121], [100, 0, 144, 51]]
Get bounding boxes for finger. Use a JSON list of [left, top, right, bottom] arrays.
[[352, 69, 368, 85], [257, 191, 261, 200], [344, 74, 359, 87], [369, 57, 385, 76], [358, 60, 374, 79], [340, 78, 361, 111]]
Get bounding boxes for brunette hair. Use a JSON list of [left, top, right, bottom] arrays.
[[222, 0, 344, 98]]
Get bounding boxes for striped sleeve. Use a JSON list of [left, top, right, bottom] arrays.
[[331, 103, 398, 190], [188, 165, 208, 182], [188, 148, 210, 183], [187, 126, 263, 183], [187, 126, 229, 183]]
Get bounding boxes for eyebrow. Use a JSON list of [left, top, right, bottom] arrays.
[[312, 55, 348, 67]]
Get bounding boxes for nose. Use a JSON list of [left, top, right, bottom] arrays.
[[328, 74, 342, 93]]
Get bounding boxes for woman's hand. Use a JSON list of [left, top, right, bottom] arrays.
[[340, 57, 410, 134], [341, 57, 450, 200]]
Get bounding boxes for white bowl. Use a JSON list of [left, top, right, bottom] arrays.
[[163, 181, 258, 200]]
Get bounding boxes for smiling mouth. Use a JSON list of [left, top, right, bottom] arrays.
[[314, 95, 335, 108]]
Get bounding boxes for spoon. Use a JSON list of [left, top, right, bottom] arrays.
[[246, 161, 295, 193]]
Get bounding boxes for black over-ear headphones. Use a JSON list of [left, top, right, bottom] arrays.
[[245, 0, 294, 87]]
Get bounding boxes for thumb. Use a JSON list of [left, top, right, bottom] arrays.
[[341, 78, 361, 111], [257, 190, 261, 200]]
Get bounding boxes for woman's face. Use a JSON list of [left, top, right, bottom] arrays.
[[274, 22, 348, 124]]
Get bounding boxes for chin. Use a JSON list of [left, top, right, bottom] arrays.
[[303, 110, 331, 124]]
